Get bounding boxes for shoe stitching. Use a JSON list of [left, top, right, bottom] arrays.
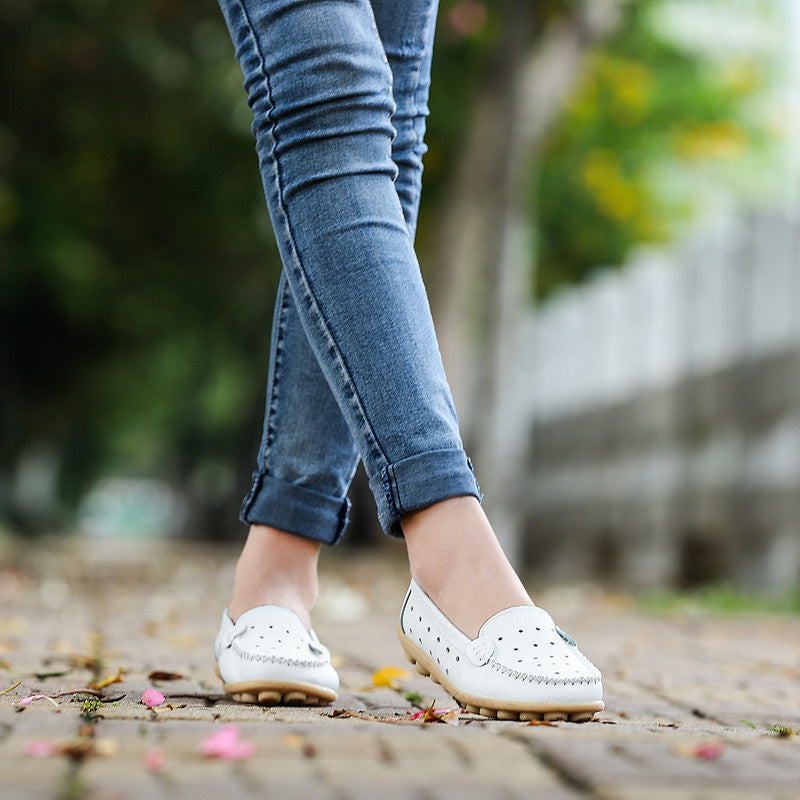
[[229, 640, 328, 667], [485, 658, 601, 686]]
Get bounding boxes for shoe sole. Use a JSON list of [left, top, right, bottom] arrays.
[[398, 626, 603, 722], [214, 664, 337, 706]]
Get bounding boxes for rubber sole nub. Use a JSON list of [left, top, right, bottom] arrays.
[[399, 628, 602, 723], [215, 664, 337, 706]]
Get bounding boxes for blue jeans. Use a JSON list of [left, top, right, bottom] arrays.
[[217, 0, 481, 543]]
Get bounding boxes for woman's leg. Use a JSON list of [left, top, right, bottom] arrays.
[[216, 0, 602, 717], [228, 0, 448, 624], [223, 0, 530, 637], [217, 0, 481, 537]]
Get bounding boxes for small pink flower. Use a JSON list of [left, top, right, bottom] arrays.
[[24, 739, 57, 757], [200, 725, 256, 761], [143, 749, 166, 772], [141, 689, 166, 708]]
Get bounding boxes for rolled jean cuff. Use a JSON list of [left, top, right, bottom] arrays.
[[240, 472, 350, 546], [370, 448, 483, 537]]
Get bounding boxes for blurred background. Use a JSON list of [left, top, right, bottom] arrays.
[[2, 0, 799, 595]]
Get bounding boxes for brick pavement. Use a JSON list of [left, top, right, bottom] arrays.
[[1, 535, 799, 799]]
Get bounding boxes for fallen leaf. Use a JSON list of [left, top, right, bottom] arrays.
[[23, 737, 118, 761], [409, 701, 460, 725], [147, 671, 184, 681], [59, 738, 119, 761], [522, 719, 559, 728], [403, 690, 424, 705], [371, 666, 410, 690], [91, 667, 124, 690], [773, 724, 796, 738], [141, 689, 165, 708], [200, 725, 256, 761], [143, 749, 166, 773]]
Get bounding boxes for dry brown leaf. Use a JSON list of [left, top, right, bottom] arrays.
[[409, 700, 460, 726], [147, 670, 184, 681], [522, 719, 559, 728], [91, 667, 124, 690]]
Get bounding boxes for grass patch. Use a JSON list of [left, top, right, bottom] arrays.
[[637, 581, 800, 616]]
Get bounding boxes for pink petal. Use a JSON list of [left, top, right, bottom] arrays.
[[143, 749, 166, 772], [25, 740, 57, 757], [200, 725, 256, 761], [16, 694, 53, 707], [141, 689, 166, 708], [693, 741, 725, 760]]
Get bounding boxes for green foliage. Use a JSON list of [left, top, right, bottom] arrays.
[[0, 0, 783, 529], [535, 0, 777, 296], [1, 0, 278, 521]]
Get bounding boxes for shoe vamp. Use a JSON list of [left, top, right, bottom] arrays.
[[481, 608, 601, 683], [234, 629, 322, 664]]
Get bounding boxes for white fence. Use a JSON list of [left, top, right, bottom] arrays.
[[514, 209, 800, 591]]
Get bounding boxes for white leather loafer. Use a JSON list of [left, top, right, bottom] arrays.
[[214, 606, 339, 705], [398, 580, 603, 721]]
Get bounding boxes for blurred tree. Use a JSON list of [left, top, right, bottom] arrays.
[[0, 0, 776, 538], [0, 0, 281, 533], [424, 0, 774, 561]]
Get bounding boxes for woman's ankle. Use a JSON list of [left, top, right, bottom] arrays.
[[401, 496, 533, 638], [227, 525, 320, 629]]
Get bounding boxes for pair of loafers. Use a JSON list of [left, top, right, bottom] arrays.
[[214, 580, 603, 721]]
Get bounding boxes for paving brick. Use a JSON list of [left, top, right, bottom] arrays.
[[2, 535, 800, 800]]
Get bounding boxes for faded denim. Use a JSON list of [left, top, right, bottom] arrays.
[[217, 0, 481, 541]]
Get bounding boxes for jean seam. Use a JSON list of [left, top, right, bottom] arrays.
[[234, 0, 391, 473], [381, 465, 398, 520], [259, 276, 289, 473]]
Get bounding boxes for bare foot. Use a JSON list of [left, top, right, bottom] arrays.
[[227, 525, 320, 630], [401, 496, 533, 639]]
